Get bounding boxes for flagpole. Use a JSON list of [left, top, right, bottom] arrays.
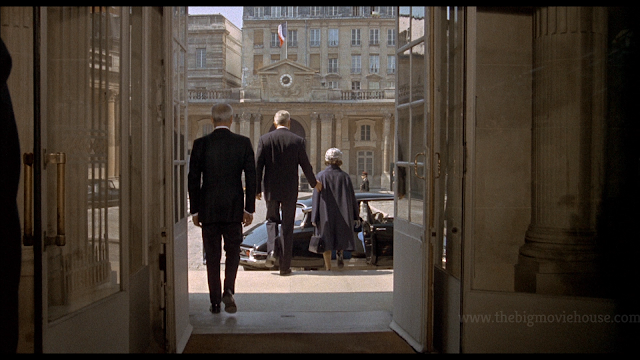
[[285, 21, 288, 60]]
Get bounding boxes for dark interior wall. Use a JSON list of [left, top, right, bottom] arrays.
[[471, 8, 533, 293]]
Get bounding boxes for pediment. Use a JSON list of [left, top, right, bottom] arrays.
[[257, 59, 318, 75]]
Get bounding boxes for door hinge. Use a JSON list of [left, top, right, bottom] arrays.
[[159, 252, 166, 272], [160, 227, 168, 243]]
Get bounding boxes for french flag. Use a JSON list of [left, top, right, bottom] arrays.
[[277, 22, 287, 47]]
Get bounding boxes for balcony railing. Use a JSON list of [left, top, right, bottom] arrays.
[[188, 89, 240, 102], [187, 88, 395, 103], [340, 90, 389, 100]]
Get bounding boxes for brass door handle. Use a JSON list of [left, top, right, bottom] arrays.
[[414, 152, 426, 180], [45, 152, 66, 246], [23, 153, 34, 246]]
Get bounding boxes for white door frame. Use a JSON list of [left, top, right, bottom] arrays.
[[389, 6, 434, 353], [163, 6, 192, 353]]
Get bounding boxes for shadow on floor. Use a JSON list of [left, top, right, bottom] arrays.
[[183, 332, 417, 353]]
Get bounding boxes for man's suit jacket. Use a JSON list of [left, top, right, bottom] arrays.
[[256, 127, 317, 202], [188, 128, 256, 224]]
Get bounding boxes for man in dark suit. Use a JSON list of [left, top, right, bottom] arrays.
[[1, 36, 21, 354], [188, 103, 256, 314], [256, 110, 322, 276]]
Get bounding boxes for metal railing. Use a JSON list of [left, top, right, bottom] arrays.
[[340, 90, 388, 100], [188, 89, 239, 102], [187, 88, 394, 102]]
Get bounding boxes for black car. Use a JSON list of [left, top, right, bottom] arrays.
[[240, 192, 394, 270], [87, 178, 120, 207]]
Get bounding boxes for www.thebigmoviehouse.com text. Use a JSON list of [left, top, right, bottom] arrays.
[[462, 311, 640, 327]]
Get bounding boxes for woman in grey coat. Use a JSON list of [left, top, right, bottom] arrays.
[[311, 148, 360, 270]]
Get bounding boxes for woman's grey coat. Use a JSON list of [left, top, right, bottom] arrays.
[[311, 165, 359, 252]]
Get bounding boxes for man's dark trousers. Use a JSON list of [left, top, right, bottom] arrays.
[[265, 199, 297, 271], [202, 222, 243, 305]]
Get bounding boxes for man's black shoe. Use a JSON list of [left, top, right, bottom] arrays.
[[265, 251, 276, 268], [279, 268, 292, 276], [222, 293, 237, 314], [209, 303, 220, 314]]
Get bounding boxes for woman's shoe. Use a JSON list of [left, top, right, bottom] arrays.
[[337, 251, 344, 269], [265, 251, 276, 268]]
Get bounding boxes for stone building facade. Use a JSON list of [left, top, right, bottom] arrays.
[[187, 14, 243, 100], [187, 6, 397, 190]]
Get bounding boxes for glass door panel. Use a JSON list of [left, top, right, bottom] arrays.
[[44, 6, 121, 322], [391, 6, 432, 353]]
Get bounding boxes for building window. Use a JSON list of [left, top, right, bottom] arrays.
[[310, 54, 320, 71], [369, 81, 380, 90], [287, 29, 298, 47], [369, 55, 379, 74], [385, 7, 397, 17], [357, 151, 374, 177], [328, 57, 338, 73], [271, 6, 282, 17], [369, 29, 379, 46], [351, 55, 361, 74], [328, 81, 339, 89], [253, 29, 264, 47], [387, 29, 396, 46], [352, 81, 361, 90], [195, 48, 206, 68], [284, 6, 298, 17], [387, 55, 396, 74], [271, 32, 279, 47], [253, 55, 263, 74], [271, 54, 280, 63], [254, 7, 263, 18], [310, 6, 322, 17], [327, 6, 339, 16], [328, 28, 339, 47], [310, 29, 320, 47], [360, 124, 371, 141], [352, 6, 364, 16], [351, 29, 361, 46]]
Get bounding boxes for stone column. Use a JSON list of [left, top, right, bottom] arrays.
[[335, 112, 343, 153], [310, 113, 319, 170], [239, 112, 252, 138], [319, 113, 334, 158], [231, 114, 239, 134], [336, 113, 349, 174], [381, 113, 393, 190], [252, 113, 262, 152], [514, 7, 607, 297]]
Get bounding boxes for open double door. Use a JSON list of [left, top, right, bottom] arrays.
[[391, 6, 465, 353], [4, 6, 190, 353]]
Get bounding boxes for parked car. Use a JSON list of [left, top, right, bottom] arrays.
[[87, 178, 120, 207], [240, 192, 394, 270]]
